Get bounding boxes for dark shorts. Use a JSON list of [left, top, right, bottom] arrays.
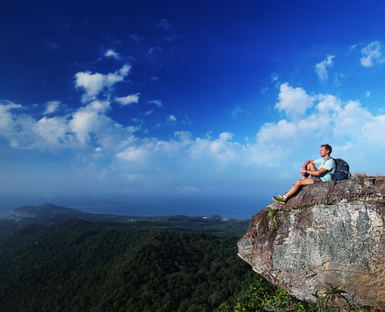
[[312, 178, 322, 184]]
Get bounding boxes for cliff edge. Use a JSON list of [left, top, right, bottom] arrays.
[[238, 177, 385, 306]]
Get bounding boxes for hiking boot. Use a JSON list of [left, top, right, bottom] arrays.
[[272, 195, 287, 204]]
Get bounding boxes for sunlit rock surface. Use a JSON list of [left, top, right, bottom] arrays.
[[238, 177, 385, 306]]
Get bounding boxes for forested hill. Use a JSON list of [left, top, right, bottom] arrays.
[[0, 215, 258, 311], [1, 203, 247, 236]]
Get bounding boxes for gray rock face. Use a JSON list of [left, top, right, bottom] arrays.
[[238, 177, 385, 306]]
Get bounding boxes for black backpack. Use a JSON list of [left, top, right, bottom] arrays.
[[331, 158, 351, 181]]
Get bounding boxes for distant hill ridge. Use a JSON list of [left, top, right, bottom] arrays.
[[10, 203, 132, 226], [1, 203, 247, 235], [15, 203, 85, 214]]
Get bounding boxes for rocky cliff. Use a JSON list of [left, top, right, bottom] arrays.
[[238, 177, 385, 306]]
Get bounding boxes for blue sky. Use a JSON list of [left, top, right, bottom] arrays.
[[1, 0, 385, 218]]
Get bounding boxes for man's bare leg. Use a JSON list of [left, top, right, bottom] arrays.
[[302, 163, 318, 179], [284, 178, 315, 198], [273, 165, 318, 204]]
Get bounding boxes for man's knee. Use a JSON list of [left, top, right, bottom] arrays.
[[307, 163, 317, 171]]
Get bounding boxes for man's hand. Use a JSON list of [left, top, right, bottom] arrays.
[[300, 168, 307, 176]]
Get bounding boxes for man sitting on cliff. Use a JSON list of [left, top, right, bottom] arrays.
[[272, 144, 336, 204]]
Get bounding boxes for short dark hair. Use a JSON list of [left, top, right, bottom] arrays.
[[321, 144, 332, 154]]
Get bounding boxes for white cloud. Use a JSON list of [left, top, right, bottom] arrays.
[[360, 41, 385, 67], [362, 115, 385, 148], [315, 55, 335, 80], [0, 98, 141, 152], [0, 102, 23, 147], [116, 144, 150, 162], [167, 115, 177, 123], [257, 119, 297, 144], [75, 72, 104, 98], [33, 116, 68, 145], [69, 100, 112, 145], [44, 100, 60, 115], [332, 100, 372, 138], [105, 49, 119, 59], [75, 64, 131, 102], [251, 84, 382, 169], [275, 83, 314, 121], [187, 132, 243, 165], [119, 64, 131, 77], [1, 81, 382, 172], [115, 93, 140, 106], [149, 100, 163, 107]]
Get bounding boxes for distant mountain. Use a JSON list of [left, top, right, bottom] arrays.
[[15, 203, 88, 215], [13, 203, 133, 224], [1, 203, 249, 236]]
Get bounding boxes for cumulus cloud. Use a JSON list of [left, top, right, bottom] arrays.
[[248, 83, 385, 171], [315, 55, 335, 80], [187, 132, 241, 165], [1, 79, 383, 171], [75, 72, 104, 98], [275, 83, 314, 121], [69, 101, 111, 145], [116, 143, 151, 162], [33, 116, 68, 145], [0, 98, 139, 152], [75, 64, 131, 102], [115, 93, 140, 106], [257, 119, 297, 144], [362, 115, 385, 148], [360, 41, 385, 67], [0, 102, 23, 141], [44, 100, 60, 115], [105, 49, 119, 59]]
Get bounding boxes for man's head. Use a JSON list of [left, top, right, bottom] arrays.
[[320, 144, 332, 157]]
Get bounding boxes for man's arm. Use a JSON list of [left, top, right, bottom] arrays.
[[300, 167, 329, 177]]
